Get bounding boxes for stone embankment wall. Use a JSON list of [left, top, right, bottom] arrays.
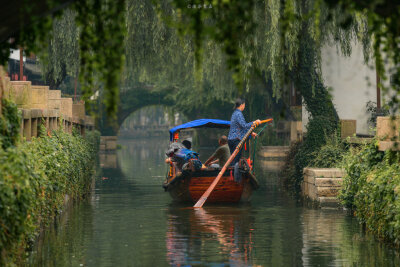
[[1, 77, 94, 140], [302, 168, 345, 207]]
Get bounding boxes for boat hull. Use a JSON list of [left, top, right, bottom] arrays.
[[165, 168, 258, 203]]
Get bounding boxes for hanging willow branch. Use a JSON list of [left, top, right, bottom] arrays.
[[74, 0, 126, 118], [0, 0, 126, 119], [168, 0, 257, 91]]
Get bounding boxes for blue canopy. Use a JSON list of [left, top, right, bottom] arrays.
[[169, 119, 230, 141]]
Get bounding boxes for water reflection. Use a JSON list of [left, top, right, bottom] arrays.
[[99, 152, 118, 169], [28, 201, 94, 266], [166, 206, 255, 266], [301, 209, 400, 266]]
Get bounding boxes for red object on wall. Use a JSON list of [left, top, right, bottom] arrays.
[[23, 75, 27, 81]]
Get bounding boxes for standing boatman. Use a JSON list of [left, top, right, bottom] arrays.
[[228, 98, 261, 165]]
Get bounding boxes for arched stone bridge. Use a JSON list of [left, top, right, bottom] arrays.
[[99, 85, 176, 135]]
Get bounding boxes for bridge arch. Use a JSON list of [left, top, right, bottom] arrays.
[[99, 85, 177, 135], [118, 105, 187, 138]]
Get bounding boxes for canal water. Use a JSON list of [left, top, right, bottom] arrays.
[[29, 137, 400, 266]]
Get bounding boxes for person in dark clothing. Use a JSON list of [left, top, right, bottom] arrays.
[[182, 140, 191, 150], [228, 98, 260, 165]]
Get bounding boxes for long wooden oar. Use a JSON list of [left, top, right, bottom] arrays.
[[193, 118, 273, 208]]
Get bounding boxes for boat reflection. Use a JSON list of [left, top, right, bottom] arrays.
[[166, 206, 258, 266]]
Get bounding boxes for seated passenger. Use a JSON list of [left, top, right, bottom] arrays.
[[166, 140, 202, 173], [204, 135, 231, 169]]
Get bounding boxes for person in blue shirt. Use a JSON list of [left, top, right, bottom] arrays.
[[165, 140, 202, 174], [228, 98, 260, 165]]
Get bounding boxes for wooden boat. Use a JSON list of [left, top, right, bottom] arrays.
[[163, 119, 259, 203]]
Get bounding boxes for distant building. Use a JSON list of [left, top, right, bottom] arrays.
[[7, 49, 46, 85]]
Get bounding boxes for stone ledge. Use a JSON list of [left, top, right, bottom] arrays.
[[318, 197, 341, 208], [377, 116, 400, 140], [48, 89, 61, 99], [47, 109, 59, 118], [30, 109, 43, 118], [303, 168, 345, 178], [302, 167, 345, 208], [20, 109, 31, 118], [316, 187, 340, 197], [258, 146, 290, 158], [378, 141, 400, 151], [315, 178, 342, 187], [101, 136, 118, 141]]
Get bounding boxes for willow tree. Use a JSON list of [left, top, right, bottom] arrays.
[[40, 9, 79, 89], [164, 0, 372, 189], [0, 0, 126, 118]]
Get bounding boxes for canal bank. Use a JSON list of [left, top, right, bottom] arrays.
[[27, 137, 400, 266], [0, 97, 99, 266], [280, 116, 400, 247]]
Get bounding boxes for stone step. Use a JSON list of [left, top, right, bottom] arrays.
[[303, 168, 345, 178], [315, 178, 343, 187], [318, 197, 341, 208], [316, 187, 340, 197], [258, 146, 290, 158]]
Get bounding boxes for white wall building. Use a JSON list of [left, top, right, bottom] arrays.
[[302, 41, 378, 135]]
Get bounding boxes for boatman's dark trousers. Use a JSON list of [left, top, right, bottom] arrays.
[[228, 139, 242, 166]]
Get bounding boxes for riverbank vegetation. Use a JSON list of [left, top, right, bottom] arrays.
[[284, 131, 400, 247], [340, 141, 400, 247], [0, 99, 99, 266]]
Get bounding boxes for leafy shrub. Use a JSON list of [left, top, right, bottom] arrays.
[[285, 115, 338, 190], [366, 101, 389, 128], [308, 133, 347, 168], [0, 98, 21, 149], [281, 140, 302, 190], [339, 141, 384, 209], [339, 140, 400, 246], [0, 127, 99, 265]]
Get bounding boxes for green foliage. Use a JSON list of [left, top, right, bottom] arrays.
[[3, 0, 400, 123], [282, 20, 340, 190], [0, 128, 99, 265], [0, 1, 126, 118], [0, 98, 21, 150], [169, 0, 256, 90], [339, 140, 384, 209], [308, 134, 346, 168], [339, 141, 400, 246], [281, 140, 302, 190], [40, 9, 80, 89], [40, 0, 359, 131], [286, 116, 338, 190], [75, 0, 126, 117], [366, 101, 390, 128]]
